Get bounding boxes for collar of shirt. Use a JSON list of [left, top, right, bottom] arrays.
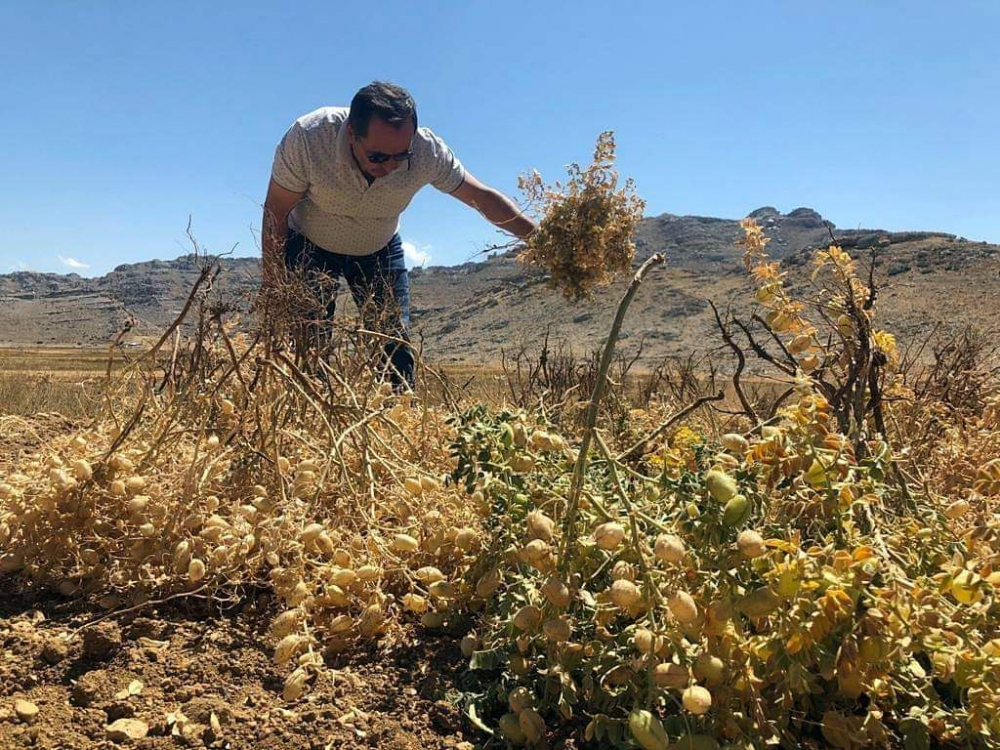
[[336, 123, 367, 190]]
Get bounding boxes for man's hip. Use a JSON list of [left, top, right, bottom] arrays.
[[285, 230, 406, 276]]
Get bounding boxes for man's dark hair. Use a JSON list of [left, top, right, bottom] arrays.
[[349, 81, 418, 138]]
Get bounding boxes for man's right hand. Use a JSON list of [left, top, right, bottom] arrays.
[[261, 178, 306, 293]]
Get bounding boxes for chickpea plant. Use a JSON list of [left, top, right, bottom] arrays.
[[442, 220, 1000, 749]]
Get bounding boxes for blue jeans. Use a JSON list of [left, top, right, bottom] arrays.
[[284, 230, 414, 388]]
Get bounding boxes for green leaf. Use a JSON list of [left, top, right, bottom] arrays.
[[464, 703, 493, 736], [468, 648, 503, 671], [900, 718, 930, 750]]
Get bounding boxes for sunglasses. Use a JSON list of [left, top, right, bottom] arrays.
[[366, 149, 413, 164]]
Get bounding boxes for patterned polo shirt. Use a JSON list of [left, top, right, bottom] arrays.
[[270, 106, 466, 256]]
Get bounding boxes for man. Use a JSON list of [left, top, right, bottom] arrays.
[[262, 81, 536, 388]]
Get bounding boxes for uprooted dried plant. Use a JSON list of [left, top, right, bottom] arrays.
[[517, 131, 646, 302]]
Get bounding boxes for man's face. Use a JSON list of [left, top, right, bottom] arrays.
[[348, 115, 416, 179]]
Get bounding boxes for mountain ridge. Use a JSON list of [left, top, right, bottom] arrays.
[[2, 207, 997, 364]]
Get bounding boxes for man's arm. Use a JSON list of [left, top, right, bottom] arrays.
[[261, 178, 306, 290], [450, 172, 536, 239]]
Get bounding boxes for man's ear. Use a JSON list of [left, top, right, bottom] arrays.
[[346, 123, 356, 142]]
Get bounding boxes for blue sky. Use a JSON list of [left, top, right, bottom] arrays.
[[1, 1, 997, 276]]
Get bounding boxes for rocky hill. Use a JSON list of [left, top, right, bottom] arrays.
[[2, 208, 997, 366]]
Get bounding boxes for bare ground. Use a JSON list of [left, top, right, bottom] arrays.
[[0, 579, 484, 750]]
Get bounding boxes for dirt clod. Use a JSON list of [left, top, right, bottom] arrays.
[[105, 717, 149, 742], [104, 699, 136, 722], [13, 699, 39, 724], [82, 621, 122, 661], [182, 696, 236, 725], [72, 670, 108, 707], [127, 616, 170, 640], [41, 636, 69, 664], [430, 700, 461, 734]]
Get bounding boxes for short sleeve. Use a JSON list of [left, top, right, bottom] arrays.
[[422, 128, 466, 193], [270, 122, 311, 193]]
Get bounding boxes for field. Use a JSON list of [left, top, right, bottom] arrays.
[[0, 348, 112, 419], [0, 348, 724, 750], [3, 208, 1000, 750], [0, 347, 720, 750], [0, 352, 512, 748]]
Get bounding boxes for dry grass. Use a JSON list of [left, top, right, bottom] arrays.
[[0, 346, 112, 373], [0, 348, 110, 419]]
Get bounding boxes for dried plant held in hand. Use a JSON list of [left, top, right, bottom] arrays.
[[517, 131, 646, 302]]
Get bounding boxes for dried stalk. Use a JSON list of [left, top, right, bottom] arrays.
[[558, 253, 665, 568]]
